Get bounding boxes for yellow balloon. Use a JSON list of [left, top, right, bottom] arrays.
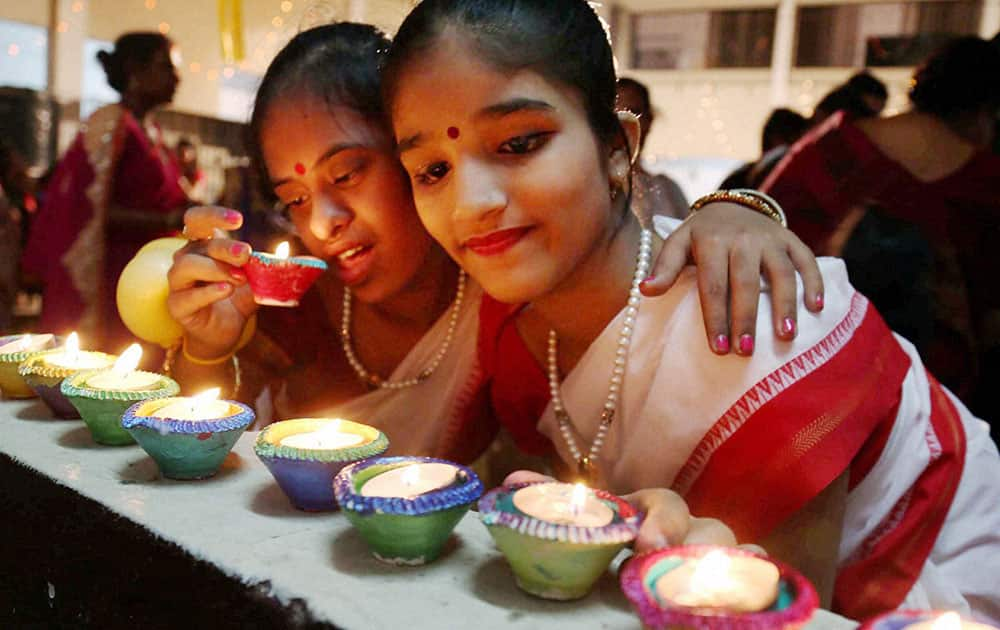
[[116, 238, 187, 348]]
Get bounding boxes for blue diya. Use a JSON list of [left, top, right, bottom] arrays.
[[121, 396, 254, 479], [861, 611, 997, 630], [334, 456, 483, 565], [254, 418, 388, 511]]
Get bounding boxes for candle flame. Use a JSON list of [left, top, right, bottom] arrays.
[[193, 387, 221, 402], [570, 483, 588, 516], [275, 241, 290, 259], [691, 550, 733, 592], [931, 613, 962, 630], [401, 464, 420, 486], [64, 331, 81, 363], [113, 343, 143, 374]]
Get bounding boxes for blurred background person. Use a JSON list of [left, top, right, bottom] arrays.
[[175, 136, 213, 205], [0, 140, 37, 333], [21, 32, 190, 355], [720, 107, 810, 189], [616, 77, 689, 220]]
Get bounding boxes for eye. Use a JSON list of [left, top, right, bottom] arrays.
[[498, 132, 551, 155], [278, 194, 310, 219], [414, 161, 451, 186], [332, 160, 368, 187]]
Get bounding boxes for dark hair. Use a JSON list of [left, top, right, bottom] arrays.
[[813, 84, 878, 123], [383, 0, 621, 146], [247, 22, 391, 185], [96, 32, 171, 93], [761, 108, 809, 153], [910, 36, 1000, 118], [846, 71, 888, 101], [617, 77, 652, 117]]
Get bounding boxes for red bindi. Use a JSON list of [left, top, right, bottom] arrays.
[[447, 126, 460, 139], [294, 162, 306, 175]]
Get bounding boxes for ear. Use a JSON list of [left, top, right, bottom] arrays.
[[617, 110, 642, 165], [608, 111, 640, 193]]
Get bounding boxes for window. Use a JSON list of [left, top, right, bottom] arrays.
[[632, 8, 776, 70], [796, 1, 983, 67], [0, 20, 48, 91]]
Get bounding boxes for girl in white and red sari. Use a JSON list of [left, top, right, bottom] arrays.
[[383, 0, 1000, 622]]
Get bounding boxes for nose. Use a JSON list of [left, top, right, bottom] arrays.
[[453, 157, 506, 223], [309, 192, 352, 240]]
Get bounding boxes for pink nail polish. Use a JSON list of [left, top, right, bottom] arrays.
[[230, 243, 246, 256], [782, 317, 796, 336], [739, 334, 755, 354], [714, 334, 730, 354], [815, 293, 824, 309], [216, 282, 230, 292], [230, 268, 246, 280], [224, 210, 241, 223]]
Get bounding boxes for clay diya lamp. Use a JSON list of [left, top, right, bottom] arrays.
[[121, 388, 254, 479], [18, 332, 116, 418], [619, 545, 819, 630], [479, 481, 642, 600], [861, 611, 997, 630], [61, 344, 179, 445], [244, 241, 326, 307], [0, 333, 58, 399], [254, 417, 388, 511], [334, 456, 483, 565]]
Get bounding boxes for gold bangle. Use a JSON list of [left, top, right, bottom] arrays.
[[182, 338, 237, 366], [689, 189, 787, 228]]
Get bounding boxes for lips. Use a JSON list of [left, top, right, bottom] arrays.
[[463, 227, 533, 257], [331, 243, 374, 286]]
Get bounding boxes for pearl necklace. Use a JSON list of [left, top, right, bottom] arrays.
[[340, 270, 467, 390], [547, 229, 652, 483]]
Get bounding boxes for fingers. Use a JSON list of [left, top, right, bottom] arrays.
[[684, 517, 738, 547], [692, 236, 734, 356], [625, 488, 692, 553], [761, 248, 798, 341], [727, 235, 762, 355], [168, 248, 247, 291], [502, 470, 554, 486], [182, 206, 243, 240], [737, 543, 767, 556], [640, 227, 690, 297], [167, 282, 235, 323], [788, 238, 825, 312]]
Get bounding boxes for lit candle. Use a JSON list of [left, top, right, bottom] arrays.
[[44, 333, 116, 370], [0, 333, 54, 354], [909, 612, 997, 630], [512, 482, 615, 527], [85, 344, 162, 391], [279, 419, 366, 450], [274, 241, 290, 259], [150, 388, 232, 420], [654, 549, 780, 613], [360, 462, 459, 498]]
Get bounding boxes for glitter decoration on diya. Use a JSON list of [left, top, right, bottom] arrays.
[[619, 545, 819, 630], [121, 388, 254, 479], [333, 456, 483, 565], [18, 332, 117, 418], [244, 241, 327, 307], [60, 344, 179, 445], [478, 481, 642, 601], [0, 333, 58, 399], [861, 610, 998, 630], [254, 418, 388, 511]]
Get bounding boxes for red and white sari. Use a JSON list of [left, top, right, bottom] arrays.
[[478, 216, 1000, 623]]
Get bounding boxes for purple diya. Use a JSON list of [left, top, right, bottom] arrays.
[[334, 456, 483, 565], [18, 341, 117, 418], [121, 394, 254, 479], [244, 242, 326, 307], [479, 481, 642, 600], [0, 333, 58, 399], [620, 545, 818, 630], [254, 418, 389, 511], [861, 610, 998, 630]]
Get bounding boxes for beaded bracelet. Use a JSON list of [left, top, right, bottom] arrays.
[[689, 188, 787, 228]]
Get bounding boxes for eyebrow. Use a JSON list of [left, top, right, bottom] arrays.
[[396, 98, 554, 155], [271, 142, 363, 186]]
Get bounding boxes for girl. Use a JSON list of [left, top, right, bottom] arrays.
[[382, 0, 1000, 621]]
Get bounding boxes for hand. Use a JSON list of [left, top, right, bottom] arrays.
[[640, 202, 824, 355], [167, 206, 257, 359], [501, 471, 763, 555]]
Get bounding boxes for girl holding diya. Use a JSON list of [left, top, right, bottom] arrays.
[[166, 23, 821, 459], [382, 0, 1000, 623]]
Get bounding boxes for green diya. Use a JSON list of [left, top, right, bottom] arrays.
[[0, 333, 58, 399], [478, 481, 642, 601], [60, 346, 179, 445], [333, 456, 483, 565]]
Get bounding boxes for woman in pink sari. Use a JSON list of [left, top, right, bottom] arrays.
[[23, 32, 189, 353]]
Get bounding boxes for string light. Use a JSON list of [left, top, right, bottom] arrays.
[[7, 44, 20, 56], [145, 0, 156, 8], [158, 22, 170, 34], [56, 21, 69, 33], [281, 1, 293, 12], [71, 1, 85, 13], [189, 62, 201, 73], [222, 66, 235, 78], [272, 16, 283, 28]]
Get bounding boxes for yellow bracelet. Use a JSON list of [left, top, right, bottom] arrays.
[[182, 338, 237, 366], [689, 189, 787, 228]]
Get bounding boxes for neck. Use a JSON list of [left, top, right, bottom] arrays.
[[533, 213, 646, 355], [120, 95, 153, 121], [365, 244, 459, 329]]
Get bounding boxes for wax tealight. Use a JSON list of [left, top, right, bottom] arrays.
[[0, 334, 54, 354], [84, 344, 161, 391], [360, 462, 458, 498], [280, 428, 365, 450], [513, 482, 615, 527], [44, 333, 114, 370], [150, 388, 232, 420], [654, 550, 780, 613], [909, 612, 996, 630]]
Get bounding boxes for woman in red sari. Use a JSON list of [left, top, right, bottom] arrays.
[[22, 32, 189, 353]]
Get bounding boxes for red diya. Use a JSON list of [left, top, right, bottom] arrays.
[[620, 545, 818, 630], [244, 241, 327, 307]]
